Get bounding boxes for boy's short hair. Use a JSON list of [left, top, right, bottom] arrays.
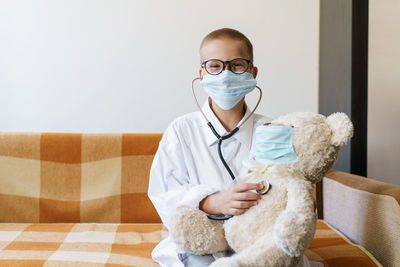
[[200, 28, 254, 62]]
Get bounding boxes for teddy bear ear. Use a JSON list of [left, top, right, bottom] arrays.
[[326, 112, 354, 146]]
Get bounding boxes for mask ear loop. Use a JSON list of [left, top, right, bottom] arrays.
[[191, 77, 263, 127]]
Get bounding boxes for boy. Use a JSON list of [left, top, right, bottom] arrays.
[[148, 28, 312, 267]]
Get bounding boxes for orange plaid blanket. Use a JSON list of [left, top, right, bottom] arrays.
[[0, 132, 162, 223], [0, 223, 164, 266], [0, 221, 380, 266]]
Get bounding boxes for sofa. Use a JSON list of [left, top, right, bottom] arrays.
[[0, 132, 398, 266]]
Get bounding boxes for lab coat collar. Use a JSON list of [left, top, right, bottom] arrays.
[[201, 98, 254, 150]]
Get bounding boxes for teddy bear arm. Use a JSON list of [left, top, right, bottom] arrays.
[[169, 205, 229, 255], [273, 180, 317, 257]]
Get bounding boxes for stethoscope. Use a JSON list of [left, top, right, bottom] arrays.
[[191, 76, 263, 220]]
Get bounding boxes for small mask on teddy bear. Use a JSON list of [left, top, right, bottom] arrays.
[[170, 112, 353, 267]]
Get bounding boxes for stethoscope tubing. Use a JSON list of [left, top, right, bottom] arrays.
[[207, 122, 238, 181], [191, 77, 262, 220]]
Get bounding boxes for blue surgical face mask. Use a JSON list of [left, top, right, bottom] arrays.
[[200, 71, 257, 110], [251, 125, 298, 165]]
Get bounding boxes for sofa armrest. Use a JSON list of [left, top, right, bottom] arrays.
[[322, 170, 400, 267]]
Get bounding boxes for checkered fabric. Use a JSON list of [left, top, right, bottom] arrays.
[[0, 132, 381, 266], [0, 222, 165, 266], [0, 221, 379, 266], [0, 132, 162, 223]]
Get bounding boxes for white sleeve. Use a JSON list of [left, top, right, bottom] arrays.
[[147, 123, 219, 229]]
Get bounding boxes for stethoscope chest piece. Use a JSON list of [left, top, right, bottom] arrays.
[[256, 180, 271, 195]]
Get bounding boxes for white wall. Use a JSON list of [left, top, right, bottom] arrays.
[[0, 0, 319, 133], [368, 0, 400, 185]]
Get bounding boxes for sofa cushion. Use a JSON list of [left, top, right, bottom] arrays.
[[0, 222, 165, 266], [0, 132, 163, 223], [0, 220, 381, 266], [306, 220, 381, 266]]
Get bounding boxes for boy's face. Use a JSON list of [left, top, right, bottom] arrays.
[[199, 37, 258, 79]]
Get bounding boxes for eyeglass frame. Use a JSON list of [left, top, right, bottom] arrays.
[[201, 58, 253, 75]]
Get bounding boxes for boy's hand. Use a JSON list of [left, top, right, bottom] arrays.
[[199, 183, 263, 216]]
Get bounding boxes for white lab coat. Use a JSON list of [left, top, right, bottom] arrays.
[[147, 100, 317, 267]]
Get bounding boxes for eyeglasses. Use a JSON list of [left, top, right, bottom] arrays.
[[201, 58, 252, 75]]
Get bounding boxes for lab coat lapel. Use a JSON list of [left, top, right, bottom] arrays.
[[201, 99, 228, 147], [232, 104, 254, 151]]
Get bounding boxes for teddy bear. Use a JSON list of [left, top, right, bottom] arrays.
[[169, 112, 353, 267]]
